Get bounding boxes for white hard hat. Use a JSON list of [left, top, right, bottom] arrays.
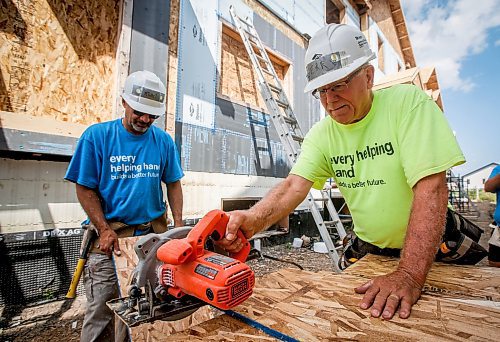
[[304, 24, 375, 93], [122, 70, 166, 116]]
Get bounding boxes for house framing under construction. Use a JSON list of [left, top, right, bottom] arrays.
[[0, 0, 446, 306]]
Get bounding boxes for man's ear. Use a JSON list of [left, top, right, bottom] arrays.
[[121, 98, 127, 108], [365, 65, 375, 89]]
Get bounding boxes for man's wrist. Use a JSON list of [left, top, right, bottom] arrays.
[[94, 222, 112, 235], [396, 264, 426, 288]]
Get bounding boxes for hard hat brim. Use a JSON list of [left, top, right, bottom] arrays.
[[303, 54, 375, 93], [122, 94, 166, 116]]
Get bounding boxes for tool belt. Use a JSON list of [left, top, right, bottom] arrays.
[[88, 212, 170, 254], [340, 208, 487, 270], [339, 233, 400, 270]]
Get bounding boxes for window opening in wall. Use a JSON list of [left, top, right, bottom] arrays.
[[326, 0, 344, 24], [218, 24, 289, 111], [377, 34, 385, 73]]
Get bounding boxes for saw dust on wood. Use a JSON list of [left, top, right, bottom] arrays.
[[169, 256, 500, 341]]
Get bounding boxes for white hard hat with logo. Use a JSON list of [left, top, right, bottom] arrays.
[[122, 70, 166, 116], [304, 24, 375, 93]]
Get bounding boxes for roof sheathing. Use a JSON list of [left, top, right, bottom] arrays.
[[388, 0, 416, 68]]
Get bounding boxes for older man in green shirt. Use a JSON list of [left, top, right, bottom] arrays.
[[219, 24, 465, 320]]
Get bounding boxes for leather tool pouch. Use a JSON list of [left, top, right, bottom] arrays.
[[436, 208, 487, 265], [89, 211, 170, 254]]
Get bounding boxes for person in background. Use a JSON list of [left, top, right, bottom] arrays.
[[484, 164, 500, 267], [219, 23, 465, 320], [65, 70, 184, 341]]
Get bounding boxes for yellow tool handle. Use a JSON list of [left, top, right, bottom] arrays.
[[66, 258, 86, 299], [66, 228, 97, 299]]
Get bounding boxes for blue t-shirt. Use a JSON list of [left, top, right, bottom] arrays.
[[65, 119, 184, 225], [488, 165, 500, 225]]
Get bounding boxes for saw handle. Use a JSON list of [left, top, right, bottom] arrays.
[[157, 210, 250, 264]]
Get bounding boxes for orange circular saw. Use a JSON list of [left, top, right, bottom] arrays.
[[106, 210, 255, 326]]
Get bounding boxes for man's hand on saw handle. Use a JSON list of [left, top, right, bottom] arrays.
[[217, 210, 257, 252]]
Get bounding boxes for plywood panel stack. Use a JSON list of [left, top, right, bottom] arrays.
[[0, 0, 119, 126], [169, 255, 500, 341], [220, 26, 285, 111], [114, 236, 217, 341]]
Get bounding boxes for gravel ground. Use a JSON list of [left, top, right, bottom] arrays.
[[0, 201, 496, 341], [0, 244, 334, 342], [247, 243, 337, 277]]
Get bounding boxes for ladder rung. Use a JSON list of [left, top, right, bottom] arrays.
[[243, 29, 260, 43], [314, 198, 328, 202], [256, 54, 269, 63], [262, 68, 274, 76], [324, 220, 339, 226], [275, 99, 288, 108], [291, 134, 304, 143], [268, 84, 282, 93], [283, 116, 297, 125], [243, 26, 257, 36], [239, 17, 254, 28]]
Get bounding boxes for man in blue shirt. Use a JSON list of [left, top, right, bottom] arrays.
[[485, 164, 500, 267], [65, 70, 184, 342]]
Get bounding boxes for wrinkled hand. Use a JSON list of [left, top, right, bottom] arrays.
[[98, 228, 121, 256], [354, 269, 423, 320], [216, 210, 257, 253]]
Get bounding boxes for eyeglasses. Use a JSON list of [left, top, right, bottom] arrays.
[[312, 67, 366, 99], [133, 109, 160, 120]]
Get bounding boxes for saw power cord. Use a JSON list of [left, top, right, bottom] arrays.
[[223, 309, 300, 342], [249, 249, 304, 270]]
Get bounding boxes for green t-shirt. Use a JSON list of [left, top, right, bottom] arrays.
[[290, 84, 465, 249]]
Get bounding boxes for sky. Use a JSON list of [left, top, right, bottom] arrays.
[[401, 0, 500, 176]]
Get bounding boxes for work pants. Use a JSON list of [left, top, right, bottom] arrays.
[[80, 253, 129, 342]]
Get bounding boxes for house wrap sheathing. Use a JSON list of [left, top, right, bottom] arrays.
[[0, 0, 440, 232]]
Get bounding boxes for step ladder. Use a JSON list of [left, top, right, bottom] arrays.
[[229, 6, 346, 272]]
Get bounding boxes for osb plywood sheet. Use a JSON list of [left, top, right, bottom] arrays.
[[346, 255, 500, 301], [115, 237, 217, 341], [367, 1, 404, 60], [146, 315, 277, 342], [220, 28, 285, 111], [170, 261, 500, 341], [0, 0, 119, 125]]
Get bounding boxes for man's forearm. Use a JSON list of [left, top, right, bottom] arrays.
[[485, 174, 500, 193], [398, 172, 448, 285], [166, 180, 183, 227], [75, 184, 111, 234], [248, 175, 312, 234]]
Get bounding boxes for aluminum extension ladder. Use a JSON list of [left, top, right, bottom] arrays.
[[229, 6, 346, 272]]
